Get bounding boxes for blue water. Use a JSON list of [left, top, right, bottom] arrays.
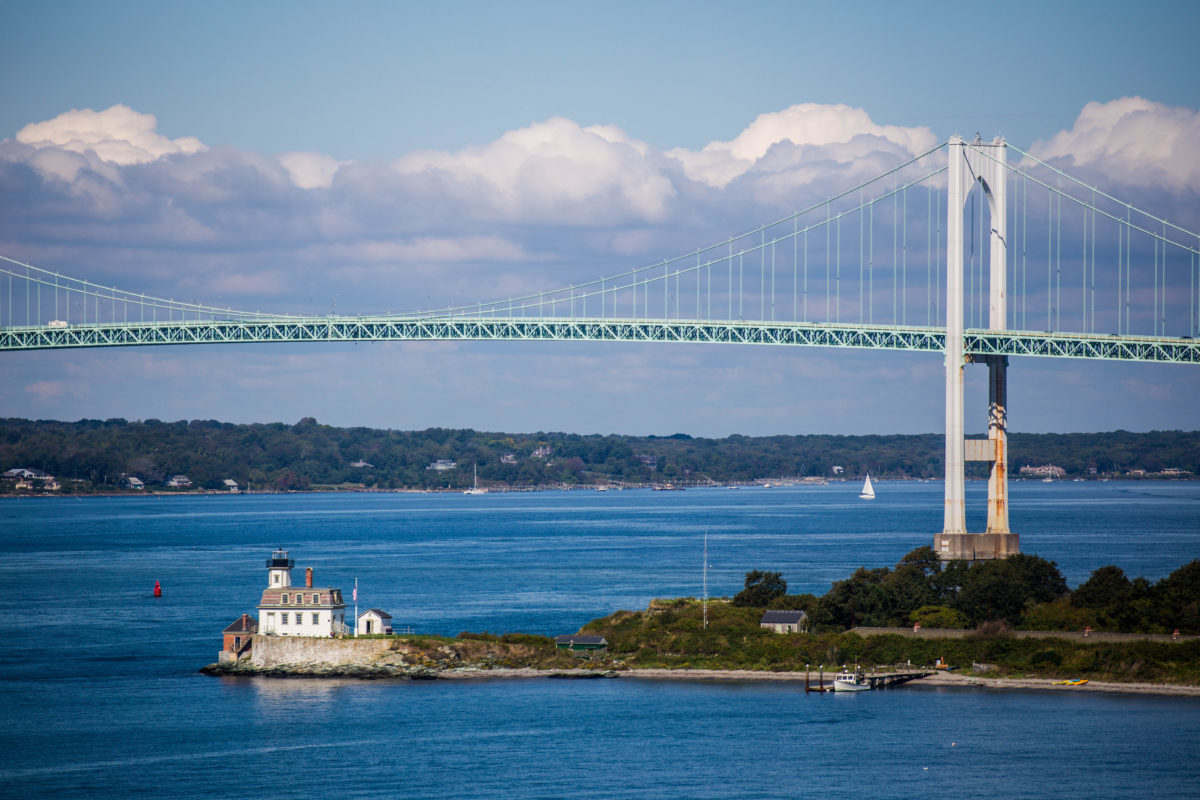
[[1, 482, 1198, 798]]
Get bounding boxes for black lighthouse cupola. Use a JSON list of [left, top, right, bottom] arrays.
[[266, 548, 295, 588]]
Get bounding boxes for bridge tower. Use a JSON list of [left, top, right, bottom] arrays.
[[937, 135, 1019, 560]]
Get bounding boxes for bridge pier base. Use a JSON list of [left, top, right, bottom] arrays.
[[936, 532, 1020, 561]]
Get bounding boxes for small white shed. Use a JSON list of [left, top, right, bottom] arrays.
[[357, 609, 393, 635]]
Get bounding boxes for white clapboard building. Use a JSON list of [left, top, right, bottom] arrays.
[[256, 549, 348, 636]]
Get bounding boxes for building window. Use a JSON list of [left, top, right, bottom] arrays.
[[281, 613, 289, 624], [312, 613, 320, 625], [273, 574, 279, 585], [282, 593, 289, 604], [312, 593, 319, 603]]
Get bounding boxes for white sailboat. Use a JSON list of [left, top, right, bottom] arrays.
[[859, 473, 875, 500], [464, 464, 487, 495]]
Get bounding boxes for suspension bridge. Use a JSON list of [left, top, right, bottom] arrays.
[[2, 135, 1198, 559]]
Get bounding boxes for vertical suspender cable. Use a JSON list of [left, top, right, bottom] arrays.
[[1047, 186, 1053, 329], [793, 218, 798, 322], [859, 190, 864, 320], [1090, 197, 1095, 333], [927, 185, 932, 324], [1162, 222, 1167, 334], [1113, 227, 1123, 335], [935, 183, 941, 324], [1084, 201, 1094, 335], [760, 231, 765, 321], [1021, 174, 1027, 330], [969, 188, 975, 327], [1126, 211, 1131, 333], [826, 203, 831, 322], [1056, 192, 1062, 331], [869, 198, 874, 323], [902, 186, 907, 326]]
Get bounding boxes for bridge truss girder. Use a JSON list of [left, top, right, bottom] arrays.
[[1, 317, 1196, 364]]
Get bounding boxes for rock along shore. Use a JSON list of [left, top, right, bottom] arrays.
[[200, 660, 1200, 696]]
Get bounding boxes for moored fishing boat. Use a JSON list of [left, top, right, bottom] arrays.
[[833, 667, 871, 692]]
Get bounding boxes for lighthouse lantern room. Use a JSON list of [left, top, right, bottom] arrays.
[[267, 549, 295, 587]]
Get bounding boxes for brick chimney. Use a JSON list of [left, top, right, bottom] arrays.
[[305, 567, 313, 588]]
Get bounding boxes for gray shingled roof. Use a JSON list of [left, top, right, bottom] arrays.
[[223, 614, 258, 633], [760, 610, 808, 624], [361, 608, 392, 619], [555, 634, 607, 646]]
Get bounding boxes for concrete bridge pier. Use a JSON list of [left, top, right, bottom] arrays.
[[937, 136, 1019, 561]]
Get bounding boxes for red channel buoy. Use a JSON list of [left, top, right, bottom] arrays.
[[153, 580, 162, 598]]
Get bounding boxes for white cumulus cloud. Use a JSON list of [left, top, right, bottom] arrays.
[[15, 104, 206, 166], [1030, 97, 1200, 192], [278, 151, 345, 189], [668, 103, 938, 188], [391, 117, 677, 224]]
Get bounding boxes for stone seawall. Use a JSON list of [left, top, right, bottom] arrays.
[[201, 634, 573, 678], [251, 636, 395, 668]]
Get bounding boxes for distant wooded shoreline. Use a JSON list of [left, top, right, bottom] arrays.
[[2, 417, 1195, 494]]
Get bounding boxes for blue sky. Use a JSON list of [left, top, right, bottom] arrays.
[[1, 0, 1199, 437]]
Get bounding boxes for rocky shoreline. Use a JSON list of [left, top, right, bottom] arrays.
[[200, 660, 1199, 696], [200, 661, 618, 680]]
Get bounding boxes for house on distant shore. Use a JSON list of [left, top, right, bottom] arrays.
[[120, 475, 145, 490], [4, 468, 59, 491], [426, 459, 457, 472], [223, 479, 239, 493], [357, 609, 393, 635], [166, 474, 192, 488], [554, 634, 608, 658], [1019, 464, 1066, 479], [759, 610, 809, 634]]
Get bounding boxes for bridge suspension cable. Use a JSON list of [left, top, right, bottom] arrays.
[[3, 137, 1200, 352]]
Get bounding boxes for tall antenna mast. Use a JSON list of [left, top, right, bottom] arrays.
[[703, 529, 709, 630]]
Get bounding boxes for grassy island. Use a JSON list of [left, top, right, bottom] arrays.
[[206, 549, 1200, 688]]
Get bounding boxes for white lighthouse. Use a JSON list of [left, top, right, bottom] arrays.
[[267, 548, 294, 587], [256, 549, 348, 636]]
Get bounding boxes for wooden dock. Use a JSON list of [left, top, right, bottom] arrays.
[[865, 671, 933, 688]]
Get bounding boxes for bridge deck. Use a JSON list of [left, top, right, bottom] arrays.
[[2, 316, 1196, 363]]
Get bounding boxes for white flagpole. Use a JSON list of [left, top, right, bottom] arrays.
[[354, 578, 358, 637], [703, 530, 709, 630]]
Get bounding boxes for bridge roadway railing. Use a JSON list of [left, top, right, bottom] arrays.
[[1, 316, 1197, 364]]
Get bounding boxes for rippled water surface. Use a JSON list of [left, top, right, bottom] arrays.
[[1, 482, 1198, 798]]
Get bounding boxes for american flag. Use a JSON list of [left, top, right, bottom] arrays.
[[352, 585, 357, 602]]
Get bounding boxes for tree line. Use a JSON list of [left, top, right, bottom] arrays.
[[732, 547, 1200, 635], [0, 416, 1196, 492]]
